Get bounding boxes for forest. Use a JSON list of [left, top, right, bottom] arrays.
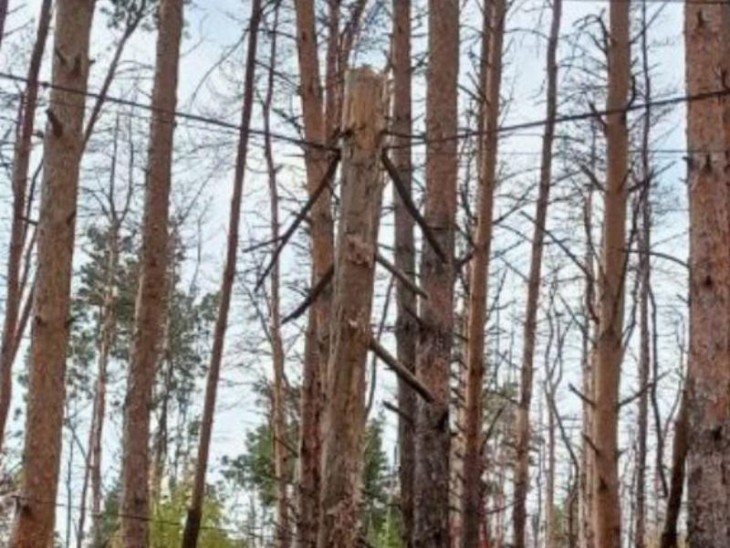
[[0, 0, 726, 546]]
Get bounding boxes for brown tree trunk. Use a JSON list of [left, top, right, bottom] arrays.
[[181, 1, 261, 546], [391, 1, 416, 545], [512, 0, 561, 543], [262, 5, 290, 546], [121, 0, 183, 544], [9, 1, 95, 545], [461, 0, 504, 545], [685, 2, 730, 545], [660, 392, 687, 548], [414, 0, 459, 545], [316, 68, 386, 548], [292, 1, 333, 545], [592, 0, 630, 544], [0, 0, 52, 452]]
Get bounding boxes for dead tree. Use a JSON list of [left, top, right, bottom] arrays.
[[512, 0, 561, 544], [414, 0, 459, 545], [462, 0, 505, 545], [391, 0, 416, 545], [292, 2, 333, 543], [592, 0, 631, 544], [181, 1, 262, 546], [317, 67, 386, 548]]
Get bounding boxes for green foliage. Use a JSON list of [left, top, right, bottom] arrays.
[[101, 0, 157, 31], [100, 479, 243, 547]]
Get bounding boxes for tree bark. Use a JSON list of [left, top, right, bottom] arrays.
[[0, 0, 52, 452], [512, 0, 561, 543], [391, 1, 416, 545], [181, 1, 261, 546], [592, 0, 630, 544], [685, 2, 730, 545], [461, 0, 504, 545], [121, 0, 183, 544], [414, 0, 459, 545], [292, 2, 333, 544], [316, 67, 386, 548], [9, 1, 95, 545]]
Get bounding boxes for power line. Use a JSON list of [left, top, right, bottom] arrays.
[[0, 70, 723, 158], [387, 86, 730, 148], [0, 71, 332, 152]]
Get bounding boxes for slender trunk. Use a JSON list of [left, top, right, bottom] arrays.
[[546, 388, 556, 548], [391, 1, 416, 545], [592, 0, 630, 544], [292, 2, 333, 545], [684, 2, 730, 544], [635, 2, 652, 544], [579, 127, 597, 548], [317, 68, 386, 548], [9, 1, 95, 545], [262, 6, 290, 546], [0, 0, 52, 452], [660, 392, 687, 548], [512, 0, 561, 544], [414, 0, 459, 545], [181, 1, 261, 546], [461, 1, 503, 545], [121, 0, 183, 543]]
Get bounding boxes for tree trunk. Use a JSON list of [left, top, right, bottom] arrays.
[[181, 1, 261, 546], [121, 0, 183, 544], [316, 67, 386, 548], [462, 0, 504, 544], [512, 0, 561, 543], [685, 2, 730, 545], [660, 392, 687, 548], [414, 0, 459, 545], [292, 2, 333, 544], [9, 1, 95, 545], [0, 0, 52, 452], [592, 0, 630, 544], [635, 2, 653, 544], [391, 1, 416, 545]]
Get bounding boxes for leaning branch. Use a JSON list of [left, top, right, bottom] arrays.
[[375, 252, 428, 300], [382, 151, 447, 263], [369, 335, 435, 403], [256, 152, 340, 290], [281, 264, 335, 325]]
